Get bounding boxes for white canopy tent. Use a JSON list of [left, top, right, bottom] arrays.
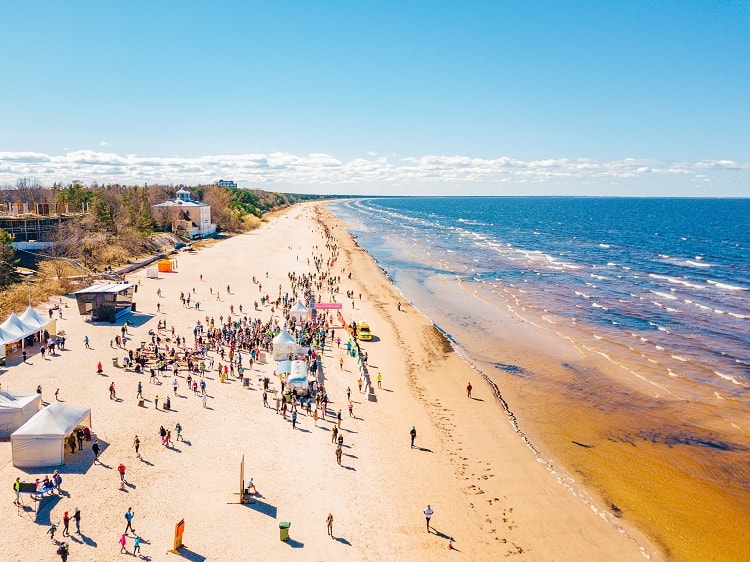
[[289, 301, 309, 324], [11, 401, 92, 468], [0, 313, 27, 344], [0, 390, 42, 437], [18, 305, 55, 335], [272, 329, 298, 361]]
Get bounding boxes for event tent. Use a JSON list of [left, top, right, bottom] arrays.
[[0, 307, 54, 362], [289, 301, 309, 324], [0, 390, 42, 438], [272, 329, 298, 361], [11, 401, 92, 468], [0, 313, 27, 344], [18, 305, 54, 333]]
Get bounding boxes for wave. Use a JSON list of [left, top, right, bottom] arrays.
[[672, 355, 690, 362], [651, 290, 678, 301], [714, 371, 750, 388], [707, 280, 748, 292]]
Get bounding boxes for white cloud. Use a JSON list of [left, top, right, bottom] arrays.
[[0, 150, 746, 195], [99, 140, 111, 147]]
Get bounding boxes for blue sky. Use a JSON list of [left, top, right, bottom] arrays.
[[1, 1, 748, 196]]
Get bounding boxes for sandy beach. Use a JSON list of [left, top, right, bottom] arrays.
[[0, 202, 660, 561]]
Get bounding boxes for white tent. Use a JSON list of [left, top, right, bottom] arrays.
[[289, 301, 309, 324], [11, 401, 92, 468], [0, 313, 27, 345], [286, 360, 310, 395], [18, 305, 54, 334], [272, 329, 298, 361], [0, 390, 42, 437]]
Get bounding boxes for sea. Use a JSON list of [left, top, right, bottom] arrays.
[[328, 197, 750, 562]]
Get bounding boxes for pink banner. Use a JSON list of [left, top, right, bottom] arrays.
[[313, 302, 343, 310]]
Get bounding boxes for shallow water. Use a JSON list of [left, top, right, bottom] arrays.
[[330, 197, 750, 561]]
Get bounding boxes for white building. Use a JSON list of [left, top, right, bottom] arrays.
[[153, 188, 216, 239]]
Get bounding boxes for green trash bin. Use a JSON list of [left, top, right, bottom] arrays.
[[112, 357, 119, 367], [279, 521, 291, 541]]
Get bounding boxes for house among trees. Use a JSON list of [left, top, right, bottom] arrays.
[[153, 188, 216, 239]]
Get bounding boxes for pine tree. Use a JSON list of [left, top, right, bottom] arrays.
[[0, 229, 20, 288]]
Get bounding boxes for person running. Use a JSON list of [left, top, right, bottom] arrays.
[[410, 426, 417, 448], [424, 505, 434, 531]]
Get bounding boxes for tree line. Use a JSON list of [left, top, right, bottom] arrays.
[[0, 178, 332, 291]]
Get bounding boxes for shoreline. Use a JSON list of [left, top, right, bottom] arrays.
[[0, 202, 659, 561], [325, 200, 750, 562], [320, 203, 660, 560]]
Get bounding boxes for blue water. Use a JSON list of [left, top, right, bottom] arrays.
[[329, 197, 750, 394]]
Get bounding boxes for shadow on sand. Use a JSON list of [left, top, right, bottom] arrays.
[[243, 497, 277, 519], [169, 546, 206, 561]]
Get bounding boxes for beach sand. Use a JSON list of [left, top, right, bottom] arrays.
[[0, 203, 659, 561]]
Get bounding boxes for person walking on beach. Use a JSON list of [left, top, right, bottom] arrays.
[[348, 400, 354, 417], [339, 357, 343, 370], [410, 426, 417, 448], [335, 444, 342, 466], [119, 532, 128, 553], [313, 407, 319, 426], [124, 507, 135, 534], [466, 382, 472, 398], [154, 395, 159, 410], [118, 463, 126, 483], [133, 535, 142, 555], [424, 505, 434, 531], [173, 378, 179, 396], [73, 507, 81, 534], [133, 435, 141, 458], [137, 381, 143, 399], [92, 440, 101, 462], [56, 541, 69, 561], [13, 477, 21, 504], [331, 425, 338, 443], [377, 373, 382, 388], [175, 422, 183, 441], [337, 409, 342, 428], [327, 513, 334, 538], [84, 335, 90, 349]]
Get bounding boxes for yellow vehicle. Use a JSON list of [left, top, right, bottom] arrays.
[[357, 322, 372, 341]]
